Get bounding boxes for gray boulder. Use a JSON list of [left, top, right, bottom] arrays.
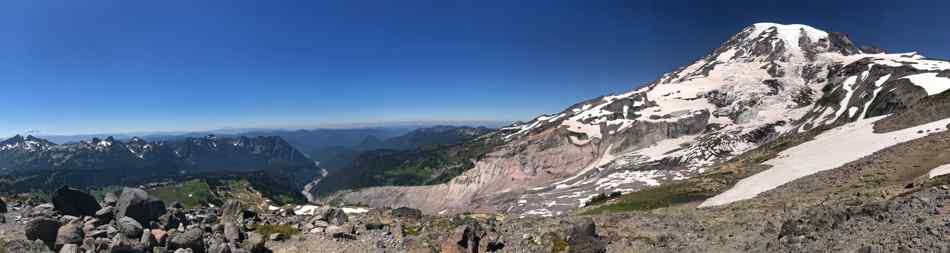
[[169, 228, 205, 253], [55, 219, 84, 249], [322, 208, 348, 225], [51, 186, 101, 217], [116, 187, 167, 224], [117, 217, 144, 238], [566, 218, 607, 253]]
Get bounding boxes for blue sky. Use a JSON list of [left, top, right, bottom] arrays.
[[1, 0, 947, 136]]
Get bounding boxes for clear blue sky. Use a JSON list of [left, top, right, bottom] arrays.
[[1, 0, 947, 136]]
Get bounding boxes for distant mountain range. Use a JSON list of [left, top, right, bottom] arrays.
[[22, 121, 511, 144], [0, 134, 322, 193], [0, 125, 495, 197]]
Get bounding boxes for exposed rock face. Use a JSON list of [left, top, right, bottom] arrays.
[[874, 86, 950, 132], [51, 186, 101, 217], [116, 187, 167, 224]]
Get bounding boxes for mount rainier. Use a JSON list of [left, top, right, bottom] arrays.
[[333, 23, 950, 217]]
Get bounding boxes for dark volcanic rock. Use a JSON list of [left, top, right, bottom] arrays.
[[159, 208, 187, 230], [51, 186, 101, 217], [25, 217, 62, 248], [859, 45, 886, 54], [116, 188, 167, 224], [95, 206, 115, 220]]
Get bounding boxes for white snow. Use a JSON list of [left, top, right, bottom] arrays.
[[341, 207, 369, 214], [903, 72, 950, 96], [633, 134, 698, 161], [520, 208, 554, 218], [594, 170, 663, 190], [293, 205, 320, 215], [700, 116, 950, 207], [751, 23, 829, 51], [928, 164, 950, 179]]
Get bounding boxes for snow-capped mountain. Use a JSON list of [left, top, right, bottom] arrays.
[[335, 23, 950, 216], [0, 135, 55, 152], [0, 135, 322, 192]]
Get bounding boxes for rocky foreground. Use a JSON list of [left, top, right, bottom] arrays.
[[0, 184, 606, 253]]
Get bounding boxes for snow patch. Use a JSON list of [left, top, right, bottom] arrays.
[[928, 164, 950, 179], [342, 207, 369, 214], [700, 116, 950, 207], [903, 72, 950, 96]]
